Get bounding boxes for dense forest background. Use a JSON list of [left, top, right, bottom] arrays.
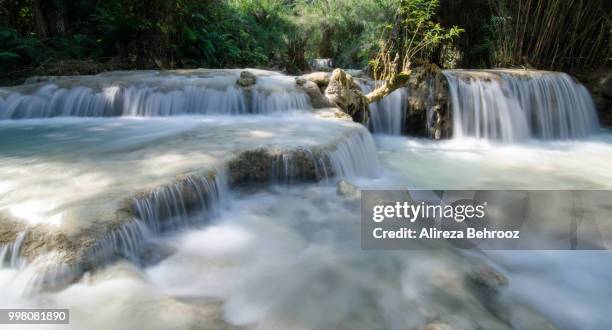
[[0, 0, 610, 85]]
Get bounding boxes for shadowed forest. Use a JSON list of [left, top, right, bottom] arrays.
[[1, 0, 610, 84]]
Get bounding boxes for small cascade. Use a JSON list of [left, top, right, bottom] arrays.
[[87, 219, 151, 265], [268, 128, 380, 183], [269, 149, 331, 185], [251, 88, 310, 114], [133, 172, 229, 234], [0, 73, 310, 119], [309, 58, 333, 71], [325, 127, 381, 178], [359, 81, 408, 135], [0, 231, 27, 268], [443, 70, 600, 142], [0, 173, 229, 294], [10, 253, 79, 295]]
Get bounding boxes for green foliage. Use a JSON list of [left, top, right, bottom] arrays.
[[476, 0, 610, 70], [399, 0, 463, 59], [0, 0, 465, 80], [371, 0, 463, 80], [0, 0, 301, 77], [0, 0, 608, 81], [294, 0, 399, 68], [0, 26, 48, 73]]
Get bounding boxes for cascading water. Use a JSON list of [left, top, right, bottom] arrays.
[[269, 127, 380, 184], [0, 71, 310, 119], [87, 219, 151, 265], [443, 70, 600, 142], [133, 173, 229, 235], [325, 128, 380, 178], [0, 232, 26, 269], [3, 67, 611, 329], [358, 80, 408, 135]]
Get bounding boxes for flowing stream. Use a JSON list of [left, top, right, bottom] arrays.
[[0, 69, 610, 330], [444, 70, 600, 142]]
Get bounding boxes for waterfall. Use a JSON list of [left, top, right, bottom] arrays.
[[87, 219, 151, 265], [325, 128, 381, 178], [273, 127, 380, 182], [0, 231, 27, 269], [133, 172, 229, 235], [0, 73, 310, 119], [358, 80, 408, 135], [443, 70, 600, 142], [309, 58, 333, 71]]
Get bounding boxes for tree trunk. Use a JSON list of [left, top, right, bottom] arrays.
[[32, 0, 49, 38], [365, 70, 411, 104], [31, 0, 67, 38]]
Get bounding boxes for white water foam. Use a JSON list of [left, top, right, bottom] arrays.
[[0, 71, 310, 119], [444, 70, 600, 142], [358, 80, 408, 135]]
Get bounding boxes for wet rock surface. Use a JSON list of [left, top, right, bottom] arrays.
[[228, 147, 333, 185], [296, 77, 331, 108], [406, 64, 451, 139], [0, 116, 365, 289], [573, 68, 612, 127], [236, 70, 257, 87], [336, 179, 360, 201], [325, 69, 370, 124], [467, 265, 509, 292], [302, 71, 331, 91], [600, 74, 612, 125]]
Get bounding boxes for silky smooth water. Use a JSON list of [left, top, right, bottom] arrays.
[[444, 70, 600, 142], [376, 134, 612, 189], [0, 70, 310, 118], [0, 69, 611, 330], [359, 81, 408, 135]]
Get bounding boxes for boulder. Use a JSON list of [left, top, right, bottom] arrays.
[[336, 180, 360, 201], [405, 63, 451, 139], [302, 72, 331, 90], [325, 69, 369, 124], [575, 70, 612, 126], [296, 78, 331, 108], [467, 265, 508, 293], [236, 70, 257, 87]]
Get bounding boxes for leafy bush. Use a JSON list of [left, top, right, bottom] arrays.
[[0, 26, 49, 73], [294, 0, 399, 68], [370, 0, 463, 81]]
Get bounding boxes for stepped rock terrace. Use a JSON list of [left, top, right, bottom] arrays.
[[0, 114, 378, 287]]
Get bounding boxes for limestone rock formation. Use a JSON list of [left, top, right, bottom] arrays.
[[574, 69, 611, 126], [236, 70, 257, 87], [227, 148, 333, 185], [405, 64, 451, 139], [302, 71, 331, 91], [467, 266, 509, 293], [336, 180, 360, 201], [296, 77, 331, 108], [325, 69, 370, 124]]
